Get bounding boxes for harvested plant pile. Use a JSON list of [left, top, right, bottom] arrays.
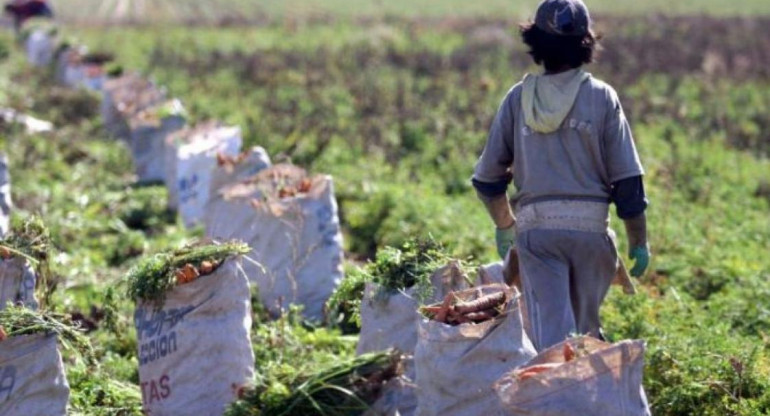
[[0, 216, 51, 265], [247, 164, 313, 200], [326, 237, 462, 329], [125, 241, 250, 305], [217, 150, 253, 168], [0, 305, 93, 361], [420, 286, 509, 325], [226, 350, 402, 416]]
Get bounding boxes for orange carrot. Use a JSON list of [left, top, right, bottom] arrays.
[[200, 260, 214, 275], [435, 292, 455, 323], [463, 309, 499, 322], [454, 290, 506, 314], [517, 363, 561, 380], [563, 342, 576, 362]]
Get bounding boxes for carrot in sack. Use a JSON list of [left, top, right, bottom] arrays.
[[0, 325, 6, 342], [463, 309, 499, 322], [453, 290, 506, 314], [435, 292, 456, 323], [517, 363, 562, 381], [563, 342, 576, 362]]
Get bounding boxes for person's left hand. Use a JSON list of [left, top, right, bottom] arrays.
[[628, 245, 650, 278]]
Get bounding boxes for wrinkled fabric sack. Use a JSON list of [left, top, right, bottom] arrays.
[[0, 257, 38, 311], [128, 100, 186, 183], [358, 262, 470, 356], [360, 263, 469, 416], [208, 147, 271, 202], [54, 48, 81, 88], [415, 284, 536, 416], [101, 74, 165, 141], [0, 333, 70, 416], [25, 30, 54, 67], [165, 124, 242, 225], [495, 337, 651, 416], [206, 173, 343, 320], [0, 154, 11, 237], [134, 257, 254, 416]]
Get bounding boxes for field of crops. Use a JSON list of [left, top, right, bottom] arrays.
[[1, 1, 770, 415]]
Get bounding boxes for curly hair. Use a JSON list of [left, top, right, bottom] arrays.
[[520, 23, 601, 72]]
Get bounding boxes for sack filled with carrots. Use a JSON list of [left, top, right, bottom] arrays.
[[414, 283, 536, 416], [205, 163, 344, 321], [495, 336, 651, 416], [0, 305, 92, 415], [128, 241, 255, 416], [128, 99, 187, 184]]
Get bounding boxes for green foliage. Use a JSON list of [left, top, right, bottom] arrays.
[[0, 215, 52, 264], [326, 237, 464, 331], [67, 363, 143, 416], [229, 348, 400, 416], [0, 305, 94, 364], [125, 241, 250, 305]]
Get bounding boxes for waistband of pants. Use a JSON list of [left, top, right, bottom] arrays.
[[515, 200, 610, 233]]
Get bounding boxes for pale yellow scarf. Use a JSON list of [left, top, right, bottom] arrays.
[[521, 68, 591, 133]]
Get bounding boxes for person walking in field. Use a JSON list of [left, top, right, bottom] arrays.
[[3, 0, 53, 34], [472, 0, 649, 351]]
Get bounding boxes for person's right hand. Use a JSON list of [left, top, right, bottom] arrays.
[[495, 224, 516, 260]]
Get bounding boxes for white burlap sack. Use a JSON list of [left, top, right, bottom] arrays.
[[25, 30, 54, 67], [206, 171, 343, 320], [169, 125, 242, 226], [101, 74, 165, 140], [128, 100, 186, 183], [495, 337, 651, 416], [414, 284, 537, 416], [208, 147, 271, 202], [0, 154, 11, 237], [360, 263, 469, 416], [134, 257, 254, 416], [0, 333, 70, 415], [0, 257, 38, 311], [54, 47, 80, 87]]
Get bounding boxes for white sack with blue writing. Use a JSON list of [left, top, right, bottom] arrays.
[[0, 333, 69, 416], [134, 256, 254, 416]]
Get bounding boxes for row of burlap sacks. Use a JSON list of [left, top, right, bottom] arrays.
[[26, 26, 345, 322], [359, 258, 650, 416], [0, 29, 71, 416], [100, 70, 344, 322], [18, 30, 256, 415]]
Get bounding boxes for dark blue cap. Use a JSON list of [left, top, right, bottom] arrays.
[[534, 0, 591, 36]]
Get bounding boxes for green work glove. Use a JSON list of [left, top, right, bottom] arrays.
[[495, 225, 516, 260], [628, 245, 650, 278]]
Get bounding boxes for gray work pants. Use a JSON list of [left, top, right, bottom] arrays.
[[517, 228, 618, 351]]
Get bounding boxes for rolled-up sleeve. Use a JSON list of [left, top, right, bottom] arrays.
[[472, 93, 515, 198], [611, 175, 648, 219]]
